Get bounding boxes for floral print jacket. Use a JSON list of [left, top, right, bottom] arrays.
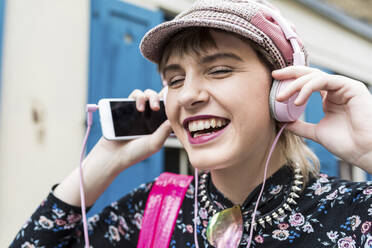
[[10, 166, 372, 248]]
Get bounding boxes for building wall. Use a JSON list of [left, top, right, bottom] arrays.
[[275, 0, 372, 85], [0, 0, 89, 244], [0, 0, 371, 245]]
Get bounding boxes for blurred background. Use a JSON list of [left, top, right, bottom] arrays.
[[0, 0, 371, 245]]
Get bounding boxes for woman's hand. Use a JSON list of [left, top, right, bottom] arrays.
[[54, 89, 171, 206], [91, 88, 171, 176], [273, 66, 372, 173], [112, 88, 171, 171]]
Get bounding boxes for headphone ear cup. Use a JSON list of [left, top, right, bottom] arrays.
[[269, 79, 307, 122]]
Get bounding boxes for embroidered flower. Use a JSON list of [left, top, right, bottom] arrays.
[[363, 186, 372, 195], [309, 182, 321, 191], [67, 213, 81, 223], [119, 216, 128, 231], [349, 215, 361, 231], [21, 241, 35, 248], [202, 220, 209, 227], [254, 235, 264, 243], [52, 207, 65, 218], [272, 229, 289, 241], [327, 231, 339, 242], [361, 221, 371, 234], [38, 216, 53, 229], [214, 201, 224, 210], [365, 236, 372, 248], [338, 185, 347, 194], [199, 208, 208, 220], [326, 190, 338, 200], [186, 224, 193, 233], [110, 212, 118, 222], [337, 236, 356, 248], [302, 222, 314, 233], [368, 204, 372, 216], [111, 201, 118, 208], [134, 213, 142, 229], [118, 225, 125, 236], [315, 185, 331, 195], [108, 225, 120, 242], [289, 213, 305, 227], [89, 214, 100, 223], [269, 185, 283, 195], [55, 219, 66, 226], [319, 174, 329, 183], [278, 223, 289, 230]]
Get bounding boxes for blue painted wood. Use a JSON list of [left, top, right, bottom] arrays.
[[304, 66, 338, 177], [0, 0, 5, 108], [87, 0, 164, 215]]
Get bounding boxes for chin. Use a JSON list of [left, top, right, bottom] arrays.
[[186, 147, 238, 171]]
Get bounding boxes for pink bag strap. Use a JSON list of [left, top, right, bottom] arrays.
[[137, 172, 193, 248]]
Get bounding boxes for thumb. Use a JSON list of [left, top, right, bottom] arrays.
[[146, 120, 173, 152], [284, 119, 318, 142]]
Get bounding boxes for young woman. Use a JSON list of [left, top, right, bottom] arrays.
[[10, 0, 372, 247]]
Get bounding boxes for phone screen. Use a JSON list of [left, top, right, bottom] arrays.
[[110, 101, 167, 137]]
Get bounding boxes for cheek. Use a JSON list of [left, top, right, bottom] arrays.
[[165, 95, 182, 131]]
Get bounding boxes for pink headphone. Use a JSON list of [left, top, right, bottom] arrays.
[[162, 1, 307, 123]]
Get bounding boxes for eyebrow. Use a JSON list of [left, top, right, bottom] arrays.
[[162, 64, 182, 77], [162, 52, 243, 76], [200, 52, 244, 64]]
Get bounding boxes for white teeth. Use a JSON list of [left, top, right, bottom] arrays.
[[211, 119, 216, 128], [187, 118, 228, 133], [188, 121, 197, 132], [198, 121, 204, 130], [204, 120, 210, 129], [216, 119, 222, 127]]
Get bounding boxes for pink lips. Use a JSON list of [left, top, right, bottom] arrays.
[[183, 115, 230, 145]]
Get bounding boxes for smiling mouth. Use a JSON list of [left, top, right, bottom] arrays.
[[185, 117, 230, 138]]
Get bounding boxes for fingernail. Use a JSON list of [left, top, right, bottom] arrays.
[[294, 97, 301, 105]]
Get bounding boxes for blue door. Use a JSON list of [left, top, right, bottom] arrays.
[[88, 0, 164, 215]]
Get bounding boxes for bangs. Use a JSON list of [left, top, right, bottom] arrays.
[[159, 27, 218, 75], [158, 27, 274, 76]]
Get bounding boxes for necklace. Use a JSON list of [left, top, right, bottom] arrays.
[[198, 164, 304, 231]]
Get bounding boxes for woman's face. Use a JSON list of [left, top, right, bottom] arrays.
[[162, 31, 274, 170]]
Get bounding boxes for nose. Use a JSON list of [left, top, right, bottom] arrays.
[[177, 76, 209, 110]]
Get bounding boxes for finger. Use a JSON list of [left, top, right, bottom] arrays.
[[146, 120, 173, 153], [320, 90, 327, 101], [121, 120, 172, 166], [294, 75, 344, 105], [272, 65, 319, 80], [276, 72, 320, 101], [285, 120, 318, 142], [144, 89, 160, 111], [129, 89, 147, 112]]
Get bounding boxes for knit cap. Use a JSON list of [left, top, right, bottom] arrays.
[[140, 0, 307, 70]]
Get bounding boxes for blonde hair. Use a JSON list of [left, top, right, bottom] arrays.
[[159, 27, 320, 185]]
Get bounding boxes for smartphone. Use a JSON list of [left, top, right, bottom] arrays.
[[98, 98, 167, 140]]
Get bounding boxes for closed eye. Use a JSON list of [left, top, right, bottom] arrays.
[[167, 76, 185, 88], [209, 66, 233, 76], [211, 69, 233, 74]]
